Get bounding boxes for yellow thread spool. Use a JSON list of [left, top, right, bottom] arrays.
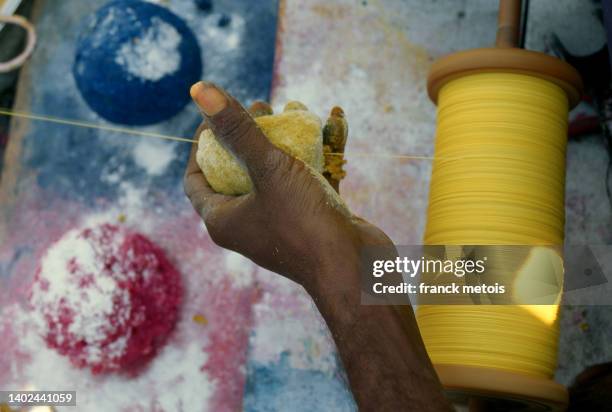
[[417, 47, 582, 411]]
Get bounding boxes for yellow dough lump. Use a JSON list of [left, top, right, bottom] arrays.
[[196, 106, 324, 195]]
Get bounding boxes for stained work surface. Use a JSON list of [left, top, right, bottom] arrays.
[[0, 1, 610, 412], [0, 0, 277, 410]]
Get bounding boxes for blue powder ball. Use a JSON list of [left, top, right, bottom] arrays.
[[73, 0, 203, 125]]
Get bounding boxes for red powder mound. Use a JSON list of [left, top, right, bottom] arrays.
[[30, 223, 182, 374]]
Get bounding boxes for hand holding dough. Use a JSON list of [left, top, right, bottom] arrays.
[[196, 102, 325, 195]]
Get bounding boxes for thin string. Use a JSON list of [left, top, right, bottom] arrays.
[[0, 108, 195, 143], [0, 108, 436, 160], [416, 72, 569, 378]]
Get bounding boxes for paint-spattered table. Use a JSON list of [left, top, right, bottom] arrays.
[[1, 1, 612, 411], [0, 1, 285, 410]]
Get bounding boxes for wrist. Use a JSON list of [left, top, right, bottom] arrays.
[[305, 221, 398, 305], [306, 235, 363, 303]]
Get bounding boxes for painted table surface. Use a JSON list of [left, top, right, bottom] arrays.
[[1, 0, 611, 411]]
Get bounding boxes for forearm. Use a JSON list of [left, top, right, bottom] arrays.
[[185, 84, 449, 410], [309, 258, 452, 412]]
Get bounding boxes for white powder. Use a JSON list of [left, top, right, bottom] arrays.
[[29, 226, 132, 364], [6, 191, 216, 409], [222, 250, 255, 288], [89, 6, 122, 49], [115, 17, 182, 81], [80, 182, 155, 242], [118, 181, 147, 213], [249, 274, 338, 374], [132, 138, 176, 176], [5, 305, 214, 411], [201, 14, 244, 51]]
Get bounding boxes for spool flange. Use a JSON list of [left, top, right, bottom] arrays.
[[427, 47, 583, 108], [437, 365, 568, 411]]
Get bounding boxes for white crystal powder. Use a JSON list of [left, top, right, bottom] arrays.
[[115, 17, 182, 81]]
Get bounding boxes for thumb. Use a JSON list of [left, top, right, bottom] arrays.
[[190, 82, 284, 189]]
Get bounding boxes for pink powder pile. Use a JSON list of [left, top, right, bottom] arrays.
[[29, 223, 182, 374]]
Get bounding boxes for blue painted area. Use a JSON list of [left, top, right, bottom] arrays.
[[194, 0, 213, 12], [73, 0, 202, 125], [9, 1, 357, 409], [222, 1, 277, 105], [217, 14, 232, 28], [243, 352, 357, 412], [0, 245, 32, 279], [19, 0, 278, 202]]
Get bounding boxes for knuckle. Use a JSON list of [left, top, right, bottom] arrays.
[[253, 151, 291, 188], [215, 110, 253, 146], [264, 150, 289, 175], [284, 156, 308, 182]]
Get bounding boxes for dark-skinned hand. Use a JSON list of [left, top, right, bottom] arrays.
[[184, 82, 393, 294], [184, 82, 452, 412]]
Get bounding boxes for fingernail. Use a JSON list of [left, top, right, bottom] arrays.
[[190, 81, 227, 116]]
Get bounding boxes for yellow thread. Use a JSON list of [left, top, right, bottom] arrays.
[[0, 108, 195, 143], [0, 108, 437, 161], [417, 72, 568, 378]]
